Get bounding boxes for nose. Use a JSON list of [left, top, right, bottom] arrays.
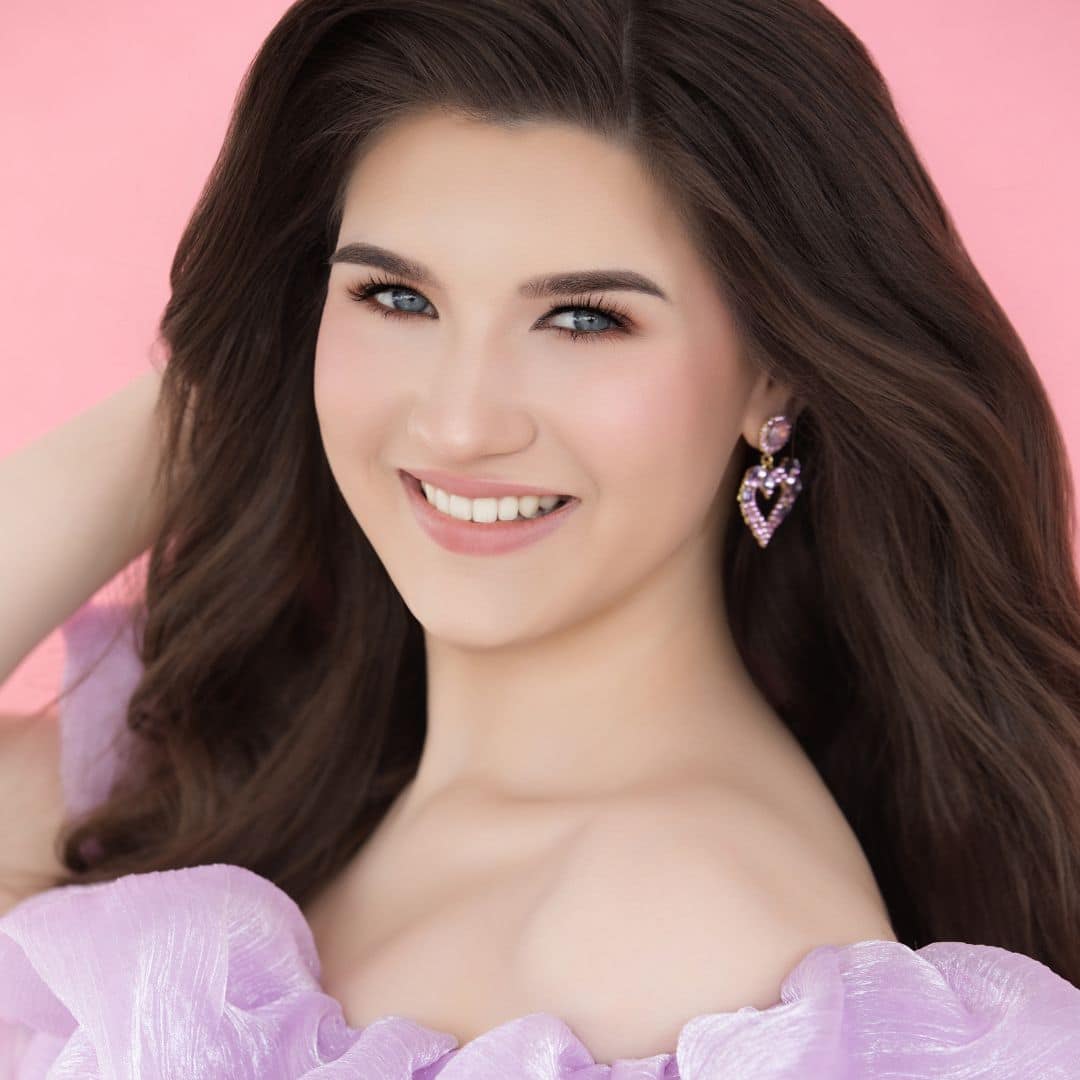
[[406, 344, 535, 464]]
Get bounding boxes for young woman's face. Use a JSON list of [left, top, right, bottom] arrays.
[[315, 109, 780, 647]]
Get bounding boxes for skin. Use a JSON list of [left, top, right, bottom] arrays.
[[315, 107, 800, 823], [309, 108, 896, 1054]]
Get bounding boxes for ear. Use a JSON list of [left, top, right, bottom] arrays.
[[740, 371, 798, 451]]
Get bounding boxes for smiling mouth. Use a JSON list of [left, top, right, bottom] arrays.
[[403, 471, 576, 523]]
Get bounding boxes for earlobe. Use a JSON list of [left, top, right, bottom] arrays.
[[740, 377, 797, 449]]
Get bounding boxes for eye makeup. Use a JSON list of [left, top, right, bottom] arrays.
[[344, 274, 635, 344]]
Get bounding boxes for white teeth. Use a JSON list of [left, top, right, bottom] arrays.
[[420, 481, 566, 523]]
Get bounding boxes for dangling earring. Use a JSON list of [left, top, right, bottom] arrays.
[[737, 414, 803, 548]]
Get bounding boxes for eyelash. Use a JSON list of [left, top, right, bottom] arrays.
[[344, 274, 633, 344]]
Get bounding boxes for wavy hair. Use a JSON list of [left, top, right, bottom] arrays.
[[35, 0, 1080, 984]]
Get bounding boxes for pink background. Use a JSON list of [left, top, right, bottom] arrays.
[[1, 1, 1078, 714]]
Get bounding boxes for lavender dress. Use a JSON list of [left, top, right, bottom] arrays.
[[1, 601, 1078, 1079]]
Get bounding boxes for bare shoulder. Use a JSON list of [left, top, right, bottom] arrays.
[[0, 710, 67, 915], [510, 785, 897, 1063]]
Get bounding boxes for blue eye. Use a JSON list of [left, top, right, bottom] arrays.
[[344, 275, 633, 344]]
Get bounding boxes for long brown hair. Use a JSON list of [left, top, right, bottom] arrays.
[[37, 0, 1080, 984]]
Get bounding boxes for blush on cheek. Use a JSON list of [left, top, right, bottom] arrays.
[[594, 363, 737, 522]]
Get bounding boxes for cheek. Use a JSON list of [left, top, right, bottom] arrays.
[[313, 305, 397, 459], [581, 350, 743, 522], [312, 309, 408, 525]]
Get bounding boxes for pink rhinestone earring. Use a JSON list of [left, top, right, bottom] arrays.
[[737, 414, 803, 548]]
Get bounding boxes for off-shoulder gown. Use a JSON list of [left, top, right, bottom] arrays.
[[2, 600, 1078, 1078]]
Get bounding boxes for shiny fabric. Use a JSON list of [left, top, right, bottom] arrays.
[[1, 600, 1078, 1079]]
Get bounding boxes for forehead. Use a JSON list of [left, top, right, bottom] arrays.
[[337, 110, 687, 261]]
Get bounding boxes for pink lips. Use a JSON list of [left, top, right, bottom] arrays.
[[404, 467, 569, 500], [399, 470, 580, 556]]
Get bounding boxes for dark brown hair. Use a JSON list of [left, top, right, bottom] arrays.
[[37, 0, 1080, 984]]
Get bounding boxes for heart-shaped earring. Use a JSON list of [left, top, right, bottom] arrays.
[[737, 414, 803, 548]]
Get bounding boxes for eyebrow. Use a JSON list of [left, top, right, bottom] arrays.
[[327, 241, 670, 302]]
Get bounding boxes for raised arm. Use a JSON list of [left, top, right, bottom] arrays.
[[0, 370, 170, 687]]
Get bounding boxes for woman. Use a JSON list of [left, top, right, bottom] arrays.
[[1, 0, 1079, 1075]]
